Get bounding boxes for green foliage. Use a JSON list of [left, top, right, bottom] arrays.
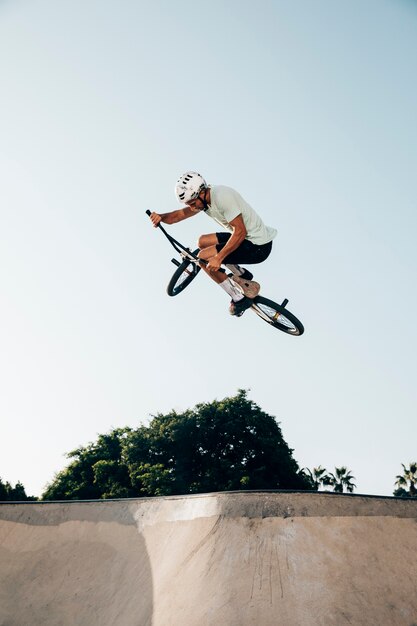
[[0, 477, 35, 501], [131, 464, 173, 497], [394, 463, 417, 497], [42, 390, 310, 500], [302, 466, 356, 493], [326, 467, 356, 493], [42, 428, 134, 500], [300, 466, 328, 490]]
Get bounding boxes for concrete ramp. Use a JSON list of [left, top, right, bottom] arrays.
[[1, 492, 417, 625]]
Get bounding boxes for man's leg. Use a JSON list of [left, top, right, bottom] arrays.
[[197, 236, 260, 310], [199, 233, 253, 280], [197, 240, 228, 285], [197, 233, 252, 284]]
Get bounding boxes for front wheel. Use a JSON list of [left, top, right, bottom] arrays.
[[251, 296, 304, 336], [167, 252, 201, 296]]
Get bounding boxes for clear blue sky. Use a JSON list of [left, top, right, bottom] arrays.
[[1, 0, 416, 497]]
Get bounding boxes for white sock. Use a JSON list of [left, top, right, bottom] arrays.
[[220, 277, 245, 301], [225, 263, 244, 276]]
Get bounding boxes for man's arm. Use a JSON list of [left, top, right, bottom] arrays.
[[149, 206, 196, 227], [207, 214, 247, 270]]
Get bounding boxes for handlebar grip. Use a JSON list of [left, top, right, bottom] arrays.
[[146, 208, 162, 231]]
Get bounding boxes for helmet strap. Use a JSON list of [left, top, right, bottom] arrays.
[[201, 187, 209, 212]]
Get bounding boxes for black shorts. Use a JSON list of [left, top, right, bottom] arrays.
[[215, 232, 273, 265]]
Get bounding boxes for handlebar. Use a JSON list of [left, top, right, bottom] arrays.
[[146, 209, 164, 233], [145, 210, 206, 266]]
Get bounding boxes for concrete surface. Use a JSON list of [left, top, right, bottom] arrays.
[[1, 491, 417, 626]]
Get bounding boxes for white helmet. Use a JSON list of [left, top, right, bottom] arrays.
[[175, 171, 207, 204]]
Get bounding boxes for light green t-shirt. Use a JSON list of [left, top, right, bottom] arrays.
[[205, 185, 277, 245]]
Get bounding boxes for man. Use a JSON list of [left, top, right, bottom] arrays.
[[149, 171, 277, 316]]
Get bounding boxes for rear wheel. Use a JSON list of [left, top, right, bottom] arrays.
[[167, 252, 201, 296], [251, 296, 304, 335]]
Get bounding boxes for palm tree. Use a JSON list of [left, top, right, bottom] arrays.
[[326, 466, 356, 493], [302, 466, 330, 491], [395, 463, 417, 497]]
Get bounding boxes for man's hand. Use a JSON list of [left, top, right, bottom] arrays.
[[207, 254, 223, 272], [149, 212, 162, 227]]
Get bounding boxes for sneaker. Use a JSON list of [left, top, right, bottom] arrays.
[[230, 275, 260, 299], [240, 268, 253, 281], [229, 297, 254, 317], [227, 268, 253, 281]]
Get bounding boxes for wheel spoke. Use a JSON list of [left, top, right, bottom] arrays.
[[177, 269, 193, 286], [251, 297, 303, 335]]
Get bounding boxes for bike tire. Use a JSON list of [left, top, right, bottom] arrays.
[[167, 253, 201, 296], [251, 295, 304, 336]]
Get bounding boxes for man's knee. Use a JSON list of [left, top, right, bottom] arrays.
[[197, 234, 209, 249], [198, 233, 217, 249]]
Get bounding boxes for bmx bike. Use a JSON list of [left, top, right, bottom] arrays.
[[146, 210, 304, 336]]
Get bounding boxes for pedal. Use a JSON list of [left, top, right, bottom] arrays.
[[281, 298, 289, 308], [171, 258, 181, 267]]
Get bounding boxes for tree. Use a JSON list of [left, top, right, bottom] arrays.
[[42, 428, 134, 500], [302, 466, 330, 491], [42, 390, 311, 500], [394, 463, 417, 497], [0, 477, 35, 501], [326, 466, 356, 493], [123, 389, 310, 495]]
